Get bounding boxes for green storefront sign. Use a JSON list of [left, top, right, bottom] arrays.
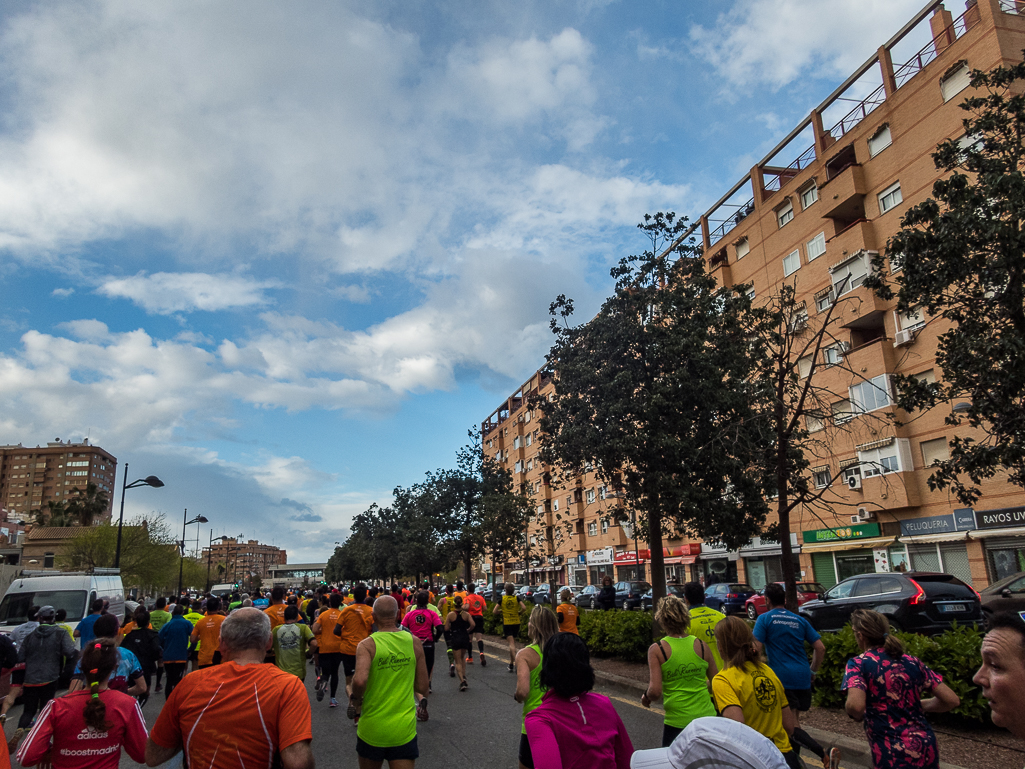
[[802, 522, 881, 543]]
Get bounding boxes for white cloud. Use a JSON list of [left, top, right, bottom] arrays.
[[690, 0, 926, 92], [51, 287, 74, 298], [98, 272, 280, 314]]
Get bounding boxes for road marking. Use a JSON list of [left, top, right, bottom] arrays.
[[604, 693, 664, 716]]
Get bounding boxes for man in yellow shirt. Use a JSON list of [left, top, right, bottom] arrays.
[[491, 583, 527, 672], [684, 582, 726, 671]]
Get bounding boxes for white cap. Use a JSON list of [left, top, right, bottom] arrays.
[[630, 718, 788, 769]]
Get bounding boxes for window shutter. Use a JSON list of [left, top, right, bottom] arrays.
[[941, 63, 971, 102], [920, 438, 949, 467]]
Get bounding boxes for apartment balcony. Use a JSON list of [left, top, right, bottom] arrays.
[[827, 219, 877, 259], [820, 163, 867, 223], [835, 282, 890, 331]]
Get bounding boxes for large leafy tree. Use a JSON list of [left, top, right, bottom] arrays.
[[869, 59, 1025, 504], [59, 514, 183, 592], [538, 213, 770, 603]]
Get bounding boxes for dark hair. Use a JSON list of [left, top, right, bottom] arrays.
[[94, 613, 120, 638], [354, 583, 368, 603], [602, 576, 612, 586], [456, 580, 464, 590], [271, 587, 285, 602], [206, 597, 221, 613], [763, 583, 786, 607], [851, 609, 905, 658], [90, 599, 105, 614], [134, 608, 150, 629], [988, 611, 1025, 650], [416, 590, 429, 608], [155, 597, 167, 610], [172, 604, 184, 616], [179, 597, 190, 609], [25, 606, 40, 622], [284, 606, 299, 621], [505, 582, 515, 596], [682, 582, 705, 606], [540, 633, 595, 698], [55, 608, 67, 622], [467, 583, 476, 593], [81, 638, 118, 730], [330, 593, 343, 608], [453, 596, 464, 611], [391, 584, 400, 593]]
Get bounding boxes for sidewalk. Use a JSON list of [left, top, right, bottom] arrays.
[[481, 637, 970, 769]]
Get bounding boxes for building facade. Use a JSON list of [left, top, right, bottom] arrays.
[[483, 0, 1025, 592], [202, 538, 287, 585], [0, 440, 117, 524]]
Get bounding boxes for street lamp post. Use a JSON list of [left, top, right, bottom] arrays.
[[177, 509, 209, 598], [115, 464, 164, 569]]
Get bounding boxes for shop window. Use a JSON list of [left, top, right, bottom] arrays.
[[921, 438, 949, 467], [800, 182, 818, 210], [806, 232, 826, 261]]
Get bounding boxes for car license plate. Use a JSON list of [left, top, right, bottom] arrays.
[[939, 603, 968, 613]]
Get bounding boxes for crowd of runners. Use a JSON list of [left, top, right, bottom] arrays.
[[0, 578, 1024, 769]]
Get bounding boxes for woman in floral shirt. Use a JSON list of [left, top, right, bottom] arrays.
[[842, 610, 960, 768]]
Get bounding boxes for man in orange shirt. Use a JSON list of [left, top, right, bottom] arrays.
[[463, 583, 488, 667], [557, 588, 580, 635], [146, 608, 313, 769], [264, 587, 287, 630], [190, 597, 225, 668], [334, 583, 374, 718], [312, 592, 344, 707]]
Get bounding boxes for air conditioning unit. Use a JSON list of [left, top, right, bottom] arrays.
[[853, 506, 874, 522], [847, 475, 863, 491], [893, 329, 916, 348]]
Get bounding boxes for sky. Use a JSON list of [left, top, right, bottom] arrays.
[[0, 0, 937, 563]]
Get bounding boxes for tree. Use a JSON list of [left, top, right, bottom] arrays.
[[868, 58, 1025, 505], [538, 213, 770, 604], [40, 500, 76, 527], [64, 482, 109, 527], [59, 514, 181, 592]]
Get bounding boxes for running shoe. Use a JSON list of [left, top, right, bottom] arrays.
[[508, 662, 514, 673], [480, 653, 486, 667], [154, 684, 163, 693], [315, 678, 325, 702], [353, 715, 359, 727], [826, 748, 840, 769], [416, 698, 429, 722], [449, 663, 455, 678], [8, 728, 25, 754], [459, 680, 468, 692], [347, 702, 358, 720], [466, 656, 473, 664], [329, 698, 338, 708], [0, 714, 7, 726]]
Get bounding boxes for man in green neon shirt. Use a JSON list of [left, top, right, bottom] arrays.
[[350, 595, 429, 768]]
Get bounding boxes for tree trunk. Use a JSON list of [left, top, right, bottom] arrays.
[[647, 504, 667, 604]]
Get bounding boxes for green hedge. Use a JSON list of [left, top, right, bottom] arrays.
[[483, 601, 654, 662], [813, 623, 986, 723]]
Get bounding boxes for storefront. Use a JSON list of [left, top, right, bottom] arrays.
[[660, 544, 702, 584], [615, 549, 648, 582], [699, 543, 737, 585], [587, 547, 614, 586], [896, 510, 976, 585], [739, 535, 801, 590], [570, 554, 588, 587], [506, 560, 526, 586], [969, 506, 1025, 582], [802, 524, 897, 589]]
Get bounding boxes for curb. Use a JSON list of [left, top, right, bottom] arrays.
[[481, 638, 967, 769]]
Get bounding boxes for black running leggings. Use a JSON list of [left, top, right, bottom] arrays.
[[163, 662, 187, 698], [422, 641, 435, 677], [320, 652, 342, 698]]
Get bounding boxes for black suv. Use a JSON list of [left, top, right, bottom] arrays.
[[798, 571, 982, 635], [615, 581, 651, 610]]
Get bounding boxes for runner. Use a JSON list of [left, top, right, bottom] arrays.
[[514, 607, 560, 769], [73, 600, 105, 650], [148, 597, 172, 693], [556, 589, 579, 635], [453, 581, 467, 600], [401, 591, 442, 697], [443, 596, 475, 692], [492, 583, 528, 672], [190, 596, 225, 669], [157, 605, 192, 699], [181, 598, 204, 672], [68, 614, 146, 696], [437, 585, 457, 677], [274, 606, 318, 681], [16, 638, 147, 769], [311, 592, 344, 706], [682, 582, 725, 671], [121, 608, 162, 707], [463, 583, 487, 666], [333, 583, 375, 713], [265, 586, 288, 630], [350, 596, 429, 767]]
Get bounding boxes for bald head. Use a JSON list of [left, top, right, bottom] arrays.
[[373, 595, 398, 623]]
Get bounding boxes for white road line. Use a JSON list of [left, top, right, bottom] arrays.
[[604, 693, 664, 716]]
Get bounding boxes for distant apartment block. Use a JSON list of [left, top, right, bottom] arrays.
[[482, 0, 1025, 591], [0, 439, 117, 524], [202, 537, 287, 584]]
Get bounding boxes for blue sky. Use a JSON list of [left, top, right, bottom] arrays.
[[0, 0, 933, 562]]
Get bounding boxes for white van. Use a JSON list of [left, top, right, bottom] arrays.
[[209, 583, 234, 598], [0, 569, 125, 634]]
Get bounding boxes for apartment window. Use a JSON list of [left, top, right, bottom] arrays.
[[783, 250, 801, 277], [957, 132, 984, 161], [537, 505, 545, 516], [736, 238, 750, 260], [744, 287, 756, 302], [833, 399, 854, 425], [859, 443, 902, 477], [797, 355, 812, 379], [807, 413, 825, 433], [830, 252, 871, 295], [941, 62, 971, 102], [800, 183, 818, 210], [843, 464, 862, 486], [815, 287, 835, 313], [513, 436, 521, 450], [588, 522, 598, 537], [813, 469, 831, 488], [899, 307, 926, 332], [601, 520, 609, 534], [868, 124, 892, 157], [921, 438, 950, 467], [525, 433, 532, 447], [878, 182, 903, 214], [526, 458, 533, 471], [777, 200, 794, 229], [599, 485, 607, 500], [553, 499, 559, 512], [912, 369, 937, 385], [824, 344, 846, 366], [586, 488, 596, 504], [806, 232, 826, 261], [850, 374, 892, 414]]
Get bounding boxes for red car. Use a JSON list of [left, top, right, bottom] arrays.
[[744, 582, 825, 620]]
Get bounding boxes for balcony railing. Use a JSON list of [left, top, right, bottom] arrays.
[[893, 6, 981, 89], [763, 144, 818, 193], [708, 196, 755, 244], [999, 0, 1024, 15], [828, 84, 887, 141]]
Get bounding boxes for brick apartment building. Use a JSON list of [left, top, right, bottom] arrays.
[[202, 537, 287, 584], [0, 439, 117, 524], [482, 0, 1025, 592]]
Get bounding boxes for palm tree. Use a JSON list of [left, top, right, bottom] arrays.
[[41, 500, 76, 527], [64, 482, 109, 527]]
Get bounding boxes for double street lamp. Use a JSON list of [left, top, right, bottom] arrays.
[[115, 464, 164, 568], [177, 509, 209, 597]]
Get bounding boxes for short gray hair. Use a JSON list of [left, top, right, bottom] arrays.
[[219, 607, 271, 653]]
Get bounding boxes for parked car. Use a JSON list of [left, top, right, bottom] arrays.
[[744, 582, 825, 620], [531, 584, 576, 605], [477, 583, 505, 602], [517, 584, 539, 604], [640, 584, 686, 611], [575, 585, 600, 609], [979, 571, 1025, 626], [615, 581, 651, 610], [704, 583, 756, 615], [798, 571, 982, 634]]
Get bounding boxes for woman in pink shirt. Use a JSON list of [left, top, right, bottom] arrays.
[[525, 633, 633, 769], [401, 590, 443, 717], [17, 639, 147, 769]]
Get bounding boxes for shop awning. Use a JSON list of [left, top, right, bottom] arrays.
[[970, 526, 1025, 539], [681, 555, 698, 565], [801, 536, 896, 553], [900, 532, 970, 544], [739, 546, 802, 558]]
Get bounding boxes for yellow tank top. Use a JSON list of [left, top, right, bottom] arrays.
[[501, 594, 521, 625]]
